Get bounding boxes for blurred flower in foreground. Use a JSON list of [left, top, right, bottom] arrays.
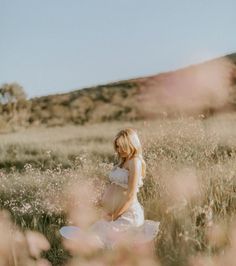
[[60, 179, 105, 256], [0, 210, 51, 265], [163, 168, 201, 208], [64, 180, 100, 230], [205, 222, 228, 248], [25, 230, 51, 259]]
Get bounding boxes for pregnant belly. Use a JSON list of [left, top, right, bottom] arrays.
[[100, 183, 127, 214]]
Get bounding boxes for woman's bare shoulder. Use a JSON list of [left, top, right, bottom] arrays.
[[127, 156, 141, 169]]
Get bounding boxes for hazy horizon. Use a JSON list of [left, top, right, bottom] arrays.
[[1, 0, 236, 98]]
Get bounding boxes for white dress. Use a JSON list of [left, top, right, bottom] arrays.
[[60, 162, 160, 250]]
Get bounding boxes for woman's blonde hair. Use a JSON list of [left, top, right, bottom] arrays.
[[113, 128, 146, 178]]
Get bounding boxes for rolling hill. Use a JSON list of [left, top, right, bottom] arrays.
[[0, 53, 236, 132]]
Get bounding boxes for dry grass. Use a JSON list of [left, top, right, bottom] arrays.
[[0, 114, 236, 265]]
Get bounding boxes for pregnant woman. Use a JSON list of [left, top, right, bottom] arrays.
[[60, 128, 160, 249]]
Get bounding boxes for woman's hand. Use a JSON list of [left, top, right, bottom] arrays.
[[102, 212, 113, 221], [111, 211, 121, 221]]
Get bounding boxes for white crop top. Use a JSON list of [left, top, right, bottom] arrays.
[[108, 159, 144, 193]]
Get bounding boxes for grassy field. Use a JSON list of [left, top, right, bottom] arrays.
[[0, 114, 236, 265]]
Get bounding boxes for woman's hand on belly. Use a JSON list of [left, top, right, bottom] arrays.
[[100, 183, 127, 214], [101, 211, 112, 221]]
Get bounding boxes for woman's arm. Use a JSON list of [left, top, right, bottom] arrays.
[[111, 157, 141, 220]]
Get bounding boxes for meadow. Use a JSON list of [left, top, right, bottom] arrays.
[[0, 114, 236, 265]]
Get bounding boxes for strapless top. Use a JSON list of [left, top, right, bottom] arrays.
[[108, 166, 144, 193]]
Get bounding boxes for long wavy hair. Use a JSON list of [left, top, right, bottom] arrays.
[[113, 128, 146, 178]]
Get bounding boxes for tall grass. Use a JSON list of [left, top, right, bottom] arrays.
[[0, 114, 236, 265]]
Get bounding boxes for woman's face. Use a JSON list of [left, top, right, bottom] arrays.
[[115, 141, 126, 158]]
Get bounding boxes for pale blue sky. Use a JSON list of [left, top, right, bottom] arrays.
[[0, 0, 236, 98]]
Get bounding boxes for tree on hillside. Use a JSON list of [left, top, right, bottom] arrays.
[[0, 82, 27, 104], [0, 83, 27, 125]]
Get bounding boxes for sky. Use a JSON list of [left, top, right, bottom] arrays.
[[0, 0, 236, 99]]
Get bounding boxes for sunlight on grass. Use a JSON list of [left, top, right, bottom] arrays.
[[0, 115, 236, 265]]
